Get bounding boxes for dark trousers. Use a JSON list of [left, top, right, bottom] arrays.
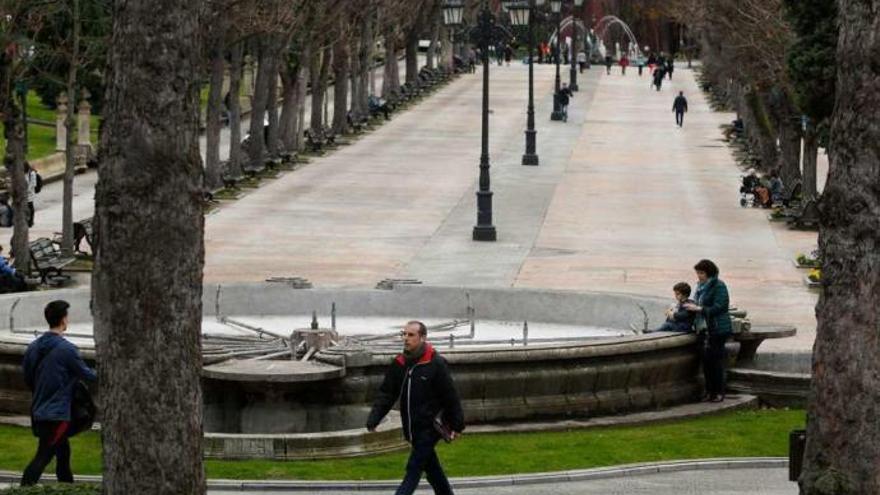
[[702, 334, 728, 397], [395, 431, 453, 495], [22, 421, 73, 486], [27, 201, 34, 227], [675, 111, 685, 126]]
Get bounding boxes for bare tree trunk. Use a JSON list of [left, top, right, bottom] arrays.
[[310, 46, 331, 135], [800, 1, 880, 493], [427, 17, 440, 70], [382, 31, 398, 99], [3, 107, 30, 273], [294, 59, 309, 151], [265, 52, 280, 157], [802, 125, 819, 198], [360, 13, 374, 104], [227, 42, 244, 177], [405, 30, 419, 84], [349, 39, 363, 121], [61, 0, 81, 256], [93, 0, 205, 492], [204, 45, 225, 189], [777, 119, 802, 186], [248, 36, 273, 168], [279, 63, 300, 151], [332, 36, 350, 135]]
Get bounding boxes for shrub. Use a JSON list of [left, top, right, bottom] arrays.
[[0, 485, 100, 495], [808, 268, 822, 282]]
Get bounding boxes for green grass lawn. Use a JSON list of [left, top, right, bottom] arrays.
[[0, 409, 804, 480], [0, 91, 100, 161]]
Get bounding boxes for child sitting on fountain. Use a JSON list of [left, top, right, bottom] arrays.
[[647, 282, 696, 333]]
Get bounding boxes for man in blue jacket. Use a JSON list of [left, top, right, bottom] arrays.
[[21, 300, 97, 486], [367, 321, 465, 495]]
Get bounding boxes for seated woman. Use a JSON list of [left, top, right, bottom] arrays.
[[0, 245, 27, 293], [769, 171, 784, 205]]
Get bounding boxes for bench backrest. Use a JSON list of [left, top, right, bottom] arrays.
[[29, 238, 61, 267]]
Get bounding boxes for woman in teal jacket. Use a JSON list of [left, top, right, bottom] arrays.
[[684, 259, 732, 402]]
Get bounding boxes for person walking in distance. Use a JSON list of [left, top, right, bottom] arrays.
[[24, 162, 38, 227], [21, 301, 97, 486], [673, 91, 688, 127], [558, 82, 573, 122], [366, 321, 465, 495]]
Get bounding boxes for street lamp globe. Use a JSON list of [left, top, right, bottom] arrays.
[[442, 0, 465, 26], [573, 0, 584, 6], [535, 0, 546, 5], [549, 0, 562, 13], [506, 2, 530, 26]]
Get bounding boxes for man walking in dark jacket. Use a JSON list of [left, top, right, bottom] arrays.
[[367, 321, 465, 495], [21, 300, 97, 486], [673, 91, 688, 127]]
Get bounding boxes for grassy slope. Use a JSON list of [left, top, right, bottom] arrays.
[[0, 409, 805, 481]]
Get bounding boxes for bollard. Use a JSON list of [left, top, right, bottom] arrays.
[[449, 334, 455, 348], [331, 302, 337, 330], [311, 311, 319, 330], [523, 321, 529, 346]]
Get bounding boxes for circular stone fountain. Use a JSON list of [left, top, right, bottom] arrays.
[[0, 283, 704, 460]]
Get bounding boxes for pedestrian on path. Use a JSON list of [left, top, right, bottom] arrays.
[[619, 55, 629, 75], [604, 54, 613, 75], [25, 162, 38, 227], [672, 91, 688, 127], [652, 66, 665, 91], [21, 301, 97, 486], [666, 57, 675, 80], [558, 83, 573, 122], [366, 321, 465, 495], [684, 260, 732, 403]]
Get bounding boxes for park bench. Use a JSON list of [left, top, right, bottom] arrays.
[[732, 324, 797, 365], [304, 129, 326, 153], [28, 238, 75, 285]]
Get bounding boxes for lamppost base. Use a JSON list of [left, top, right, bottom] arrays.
[[550, 110, 565, 121], [522, 153, 539, 166], [473, 225, 497, 241], [570, 83, 579, 91]]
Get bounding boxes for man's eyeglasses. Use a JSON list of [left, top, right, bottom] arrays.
[[399, 331, 419, 338]]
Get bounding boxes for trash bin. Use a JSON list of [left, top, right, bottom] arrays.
[[789, 429, 806, 481]]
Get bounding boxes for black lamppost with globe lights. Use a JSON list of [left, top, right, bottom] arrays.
[[443, 0, 511, 241]]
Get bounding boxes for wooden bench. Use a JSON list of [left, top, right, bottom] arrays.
[[29, 238, 75, 285], [733, 325, 797, 365], [304, 129, 326, 153]]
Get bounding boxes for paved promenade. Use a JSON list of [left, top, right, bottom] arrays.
[[17, 61, 818, 352], [206, 467, 795, 494]]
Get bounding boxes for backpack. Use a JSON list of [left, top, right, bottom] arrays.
[[34, 172, 43, 194]]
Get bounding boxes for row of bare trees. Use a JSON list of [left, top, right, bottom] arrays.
[[668, 1, 880, 494]]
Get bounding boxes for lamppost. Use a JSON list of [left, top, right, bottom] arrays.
[[444, 0, 509, 242], [569, 0, 584, 91], [503, 0, 544, 166], [549, 0, 564, 121]]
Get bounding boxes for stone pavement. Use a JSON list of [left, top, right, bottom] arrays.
[[11, 60, 819, 353], [206, 467, 795, 494]]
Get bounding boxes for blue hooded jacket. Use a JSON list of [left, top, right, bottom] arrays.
[[22, 332, 97, 422]]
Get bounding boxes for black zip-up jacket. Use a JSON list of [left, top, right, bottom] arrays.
[[366, 344, 465, 442]]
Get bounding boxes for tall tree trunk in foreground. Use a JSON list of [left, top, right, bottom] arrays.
[[93, 0, 206, 493], [310, 46, 331, 135], [802, 125, 819, 199], [2, 108, 30, 272], [405, 28, 419, 84], [800, 1, 880, 493]]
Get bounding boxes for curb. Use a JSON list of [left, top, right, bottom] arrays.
[[0, 457, 788, 491]]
